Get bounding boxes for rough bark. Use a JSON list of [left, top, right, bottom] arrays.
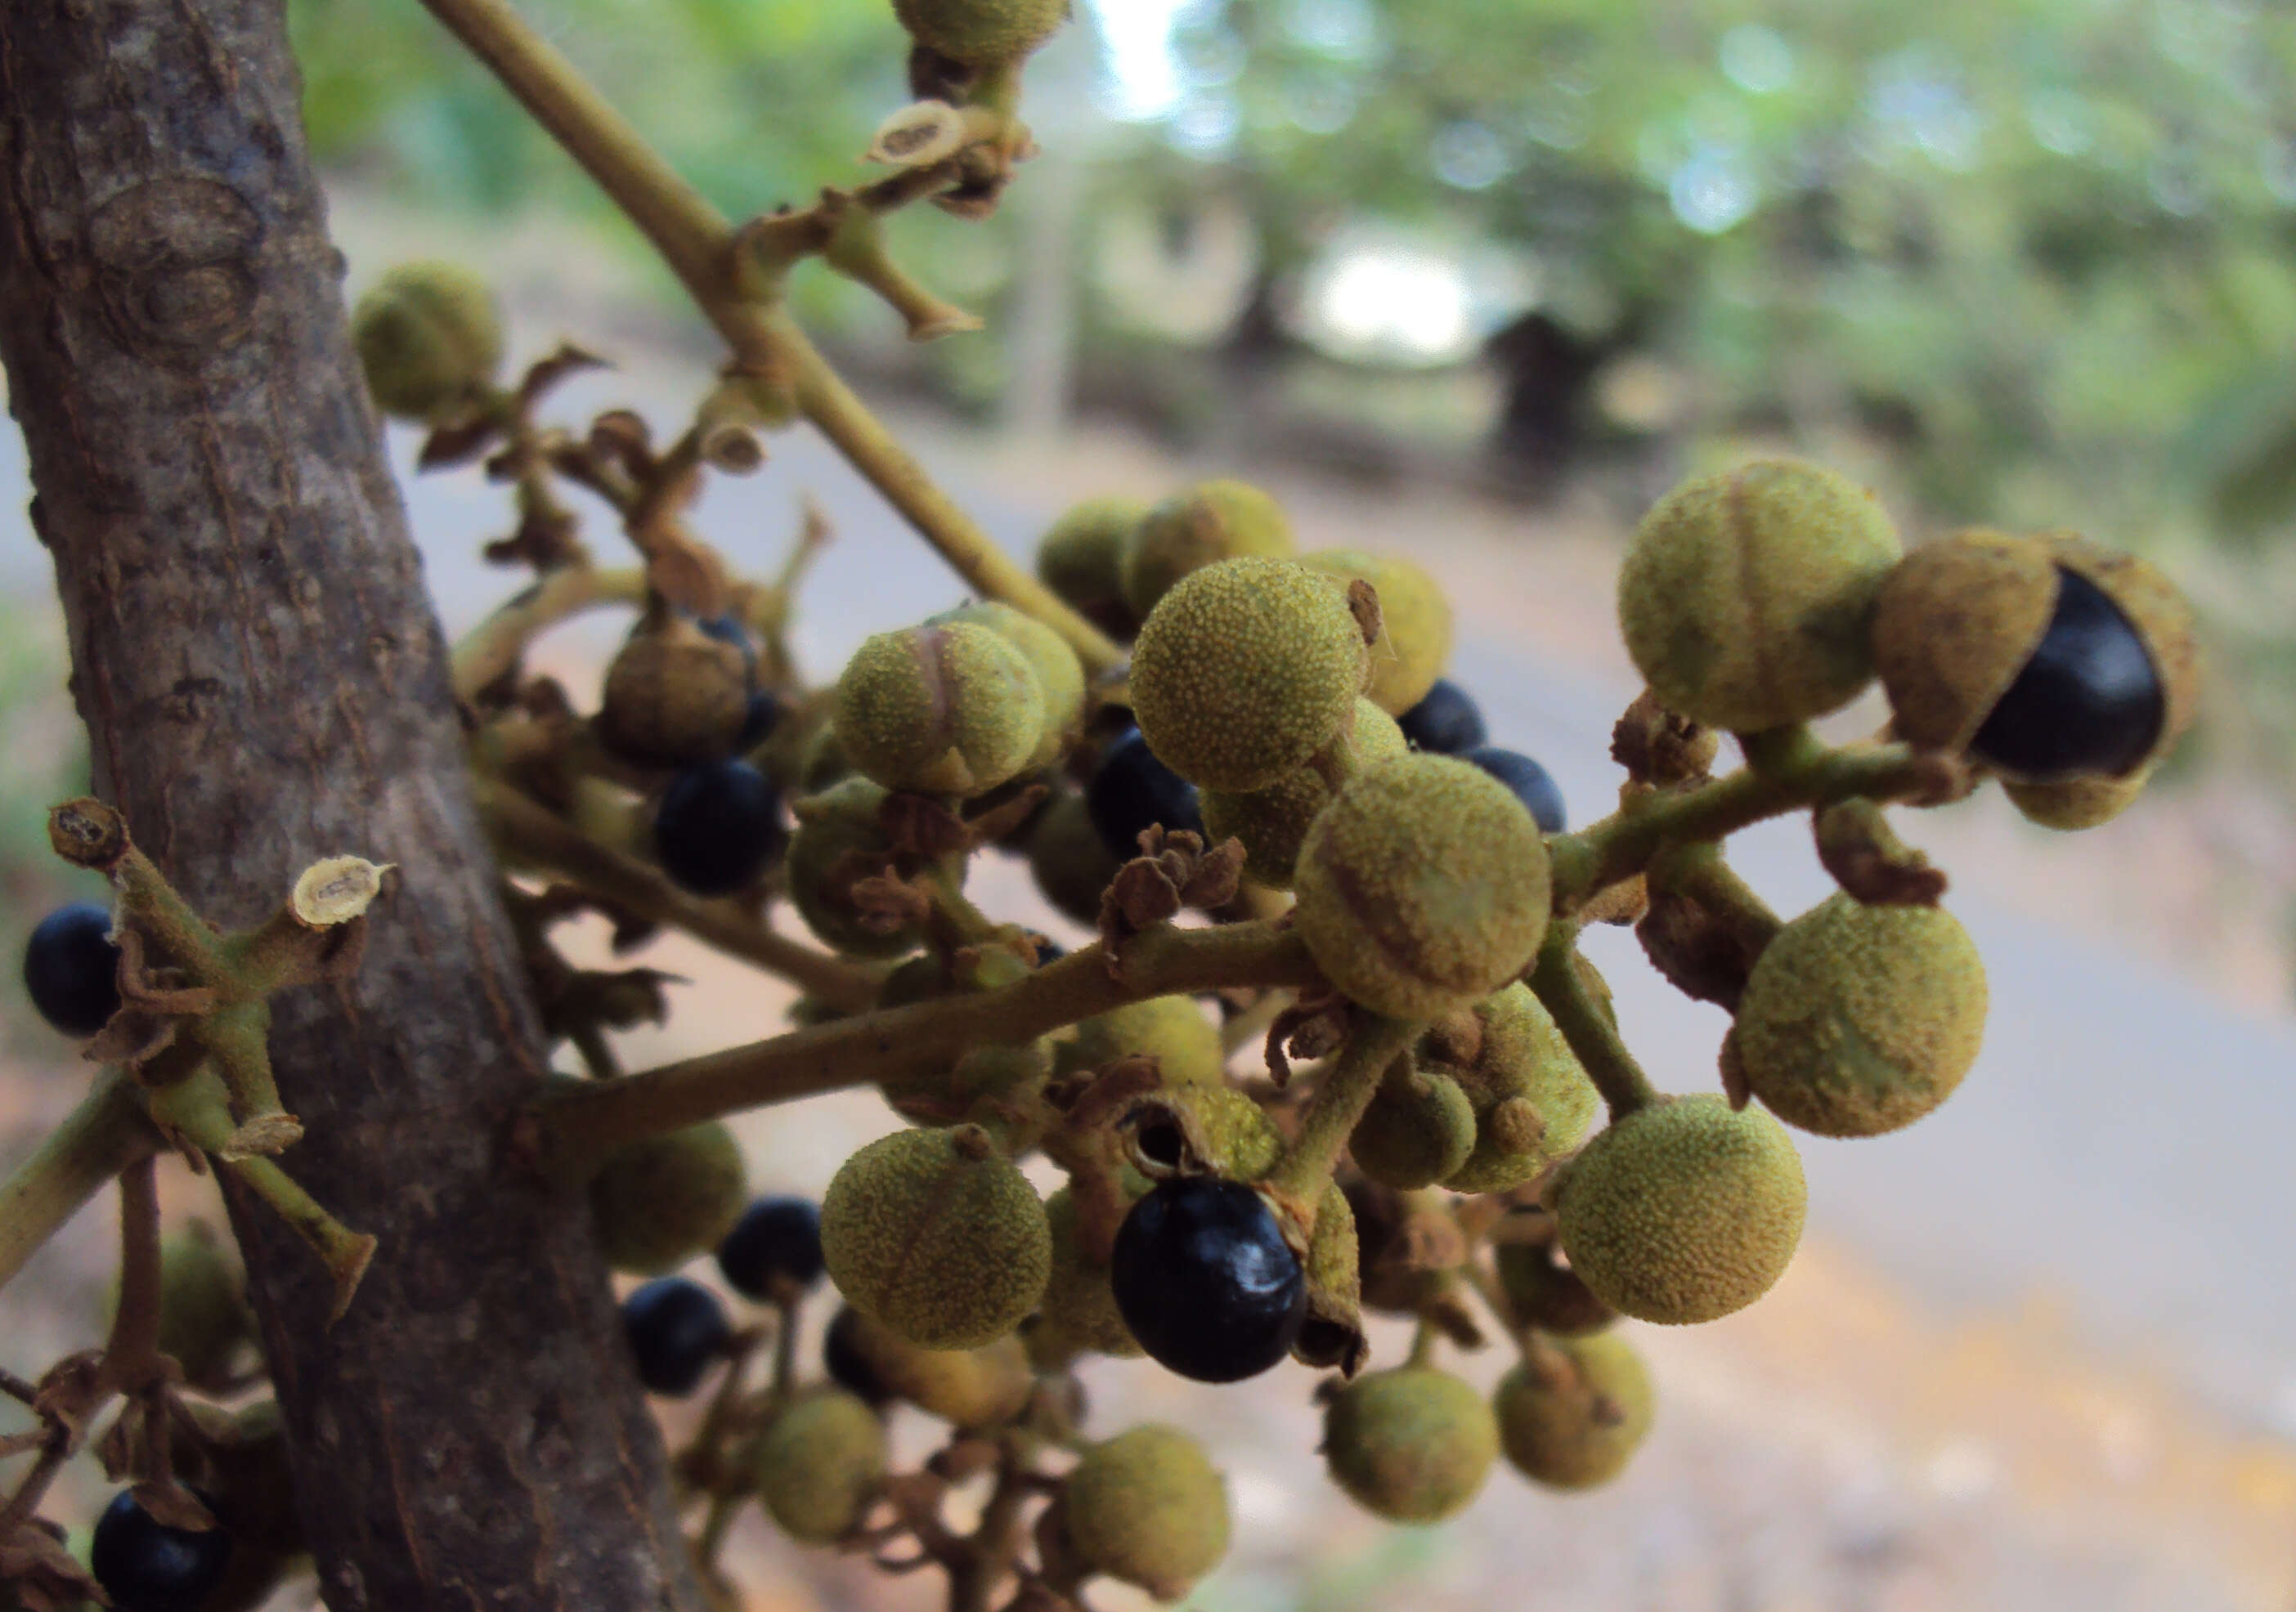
[[0, 3, 706, 1608]]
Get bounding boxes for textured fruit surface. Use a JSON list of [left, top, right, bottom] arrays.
[[1397, 677, 1487, 755], [597, 617, 751, 765], [590, 1120, 748, 1276], [1110, 1177, 1306, 1382], [1870, 529, 2058, 751], [820, 1126, 1051, 1349], [716, 1196, 825, 1298], [1734, 893, 1988, 1138], [1495, 1333, 1654, 1490], [1061, 1425, 1231, 1600], [1120, 479, 1295, 618], [1037, 496, 1145, 628], [1027, 790, 1123, 925], [654, 760, 785, 898], [929, 599, 1086, 771], [621, 1276, 731, 1396], [1057, 995, 1226, 1087], [1618, 459, 1901, 732], [1303, 549, 1454, 715], [833, 1306, 1033, 1425], [1200, 700, 1406, 888], [1085, 728, 1204, 856], [23, 901, 120, 1037], [92, 1488, 234, 1612], [1294, 754, 1551, 1021], [1970, 566, 2162, 781], [1128, 557, 1366, 793], [2004, 768, 2150, 830], [890, 0, 1069, 66], [1348, 1067, 1477, 1192], [1557, 1095, 1805, 1324], [787, 777, 924, 959], [835, 621, 1045, 798], [350, 261, 502, 421], [754, 1389, 888, 1544], [1438, 983, 1599, 1194], [1463, 746, 1567, 834], [1323, 1365, 1500, 1522], [1036, 1186, 1142, 1358], [1494, 1240, 1616, 1337]]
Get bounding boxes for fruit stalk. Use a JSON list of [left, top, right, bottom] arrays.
[[0, 1068, 159, 1296], [1264, 1014, 1419, 1209], [1527, 927, 1659, 1120]]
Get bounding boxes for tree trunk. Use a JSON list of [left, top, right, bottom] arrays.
[[0, 3, 706, 1608]]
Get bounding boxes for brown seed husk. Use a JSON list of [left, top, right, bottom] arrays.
[[597, 616, 751, 766], [2004, 767, 2151, 831], [1871, 528, 2060, 752]]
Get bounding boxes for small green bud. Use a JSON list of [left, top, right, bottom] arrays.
[[1120, 479, 1295, 619], [350, 262, 504, 422], [1301, 549, 1455, 716], [1035, 1186, 1141, 1359], [1494, 1333, 1653, 1490], [1731, 892, 1988, 1138], [1056, 995, 1225, 1088], [1200, 700, 1406, 889], [596, 616, 751, 767], [1617, 459, 1901, 732], [1294, 755, 1551, 1021], [1348, 1064, 1476, 1193], [1437, 983, 1599, 1194], [890, 0, 1070, 68], [1556, 1095, 1805, 1325], [787, 777, 929, 960], [1058, 1425, 1231, 1601], [832, 1305, 1036, 1425], [820, 1124, 1051, 1348], [929, 600, 1087, 771], [1322, 1365, 1500, 1523], [754, 1388, 888, 1544], [835, 621, 1046, 798], [588, 1120, 748, 1276], [1037, 496, 1146, 635], [1025, 790, 1122, 926], [1128, 556, 1366, 793]]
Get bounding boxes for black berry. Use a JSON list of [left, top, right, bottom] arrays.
[[823, 1305, 892, 1405], [735, 688, 782, 750], [1110, 1177, 1306, 1384], [715, 1195, 824, 1299], [1397, 678, 1487, 756], [91, 1488, 232, 1612], [1463, 746, 1567, 833], [22, 902, 121, 1037], [1086, 728, 1202, 860], [621, 1276, 731, 1396], [1971, 566, 2163, 781], [655, 760, 786, 898]]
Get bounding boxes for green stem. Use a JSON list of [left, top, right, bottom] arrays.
[[0, 1068, 160, 1297], [1647, 841, 1783, 946], [1264, 1014, 1417, 1207], [537, 920, 1317, 1179], [1527, 926, 1658, 1121], [97, 1156, 164, 1389]]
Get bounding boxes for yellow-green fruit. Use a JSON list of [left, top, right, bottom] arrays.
[[1200, 701, 1407, 889], [1037, 496, 1146, 631], [1060, 1426, 1231, 1601], [754, 1388, 888, 1544], [1302, 550, 1455, 716], [832, 1307, 1036, 1425], [1618, 459, 1902, 732], [1556, 1095, 1805, 1325], [1439, 984, 1600, 1194], [1120, 479, 1295, 619], [1128, 557, 1365, 793], [1026, 790, 1121, 926], [350, 261, 504, 421], [2005, 768, 2150, 830], [890, 0, 1069, 67], [588, 1120, 747, 1275], [1348, 1066, 1477, 1192], [1732, 893, 1987, 1139], [124, 1225, 250, 1391], [1323, 1365, 1500, 1523], [1056, 995, 1225, 1087], [1296, 1179, 1364, 1370], [930, 601, 1086, 771], [820, 1125, 1051, 1349], [1125, 1085, 1284, 1180], [1495, 1333, 1653, 1490], [1294, 755, 1551, 1021], [787, 778, 927, 960], [596, 617, 751, 766], [1037, 1187, 1141, 1358], [835, 621, 1046, 798]]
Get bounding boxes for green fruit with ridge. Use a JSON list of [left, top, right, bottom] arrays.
[[929, 600, 1086, 772], [1302, 549, 1454, 717], [1348, 1065, 1476, 1192], [1200, 700, 1406, 889], [1056, 995, 1225, 1088], [1119, 480, 1294, 619], [787, 777, 928, 960], [351, 261, 503, 422], [834, 621, 1045, 798]]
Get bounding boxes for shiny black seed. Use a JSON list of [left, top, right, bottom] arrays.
[[655, 760, 786, 897], [1971, 566, 2163, 781], [1086, 728, 1203, 859], [91, 1488, 232, 1612], [23, 902, 121, 1037], [823, 1305, 892, 1406], [1397, 678, 1487, 755], [716, 1196, 824, 1299], [621, 1277, 731, 1396], [735, 689, 782, 750], [1110, 1177, 1306, 1384], [1463, 746, 1567, 833], [1029, 935, 1066, 965]]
